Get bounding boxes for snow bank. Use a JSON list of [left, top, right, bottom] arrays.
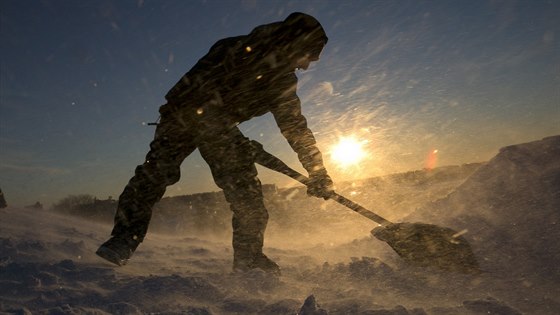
[[2, 137, 559, 313], [408, 135, 560, 283]]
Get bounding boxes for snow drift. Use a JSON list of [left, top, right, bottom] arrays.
[[1, 136, 559, 314], [408, 135, 560, 283]]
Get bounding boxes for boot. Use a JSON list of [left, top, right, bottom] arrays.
[[233, 253, 281, 275], [96, 235, 140, 266]]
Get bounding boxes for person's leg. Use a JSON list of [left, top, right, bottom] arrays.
[[198, 129, 279, 274], [97, 109, 196, 265]]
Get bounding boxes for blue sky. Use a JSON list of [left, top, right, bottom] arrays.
[[1, 0, 559, 206]]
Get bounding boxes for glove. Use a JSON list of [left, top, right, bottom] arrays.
[[306, 169, 334, 200]]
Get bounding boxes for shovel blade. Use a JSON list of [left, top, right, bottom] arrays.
[[372, 222, 479, 273]]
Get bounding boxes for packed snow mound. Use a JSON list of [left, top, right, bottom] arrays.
[[408, 135, 560, 281]]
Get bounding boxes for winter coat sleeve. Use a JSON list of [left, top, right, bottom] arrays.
[[271, 85, 327, 175]]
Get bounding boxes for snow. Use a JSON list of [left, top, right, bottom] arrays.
[[1, 136, 559, 314], [408, 135, 560, 283]]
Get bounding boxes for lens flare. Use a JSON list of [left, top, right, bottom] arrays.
[[425, 149, 438, 170]]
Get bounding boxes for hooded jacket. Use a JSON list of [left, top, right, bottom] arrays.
[[164, 13, 328, 174]]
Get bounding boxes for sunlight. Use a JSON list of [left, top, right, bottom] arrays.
[[330, 136, 368, 168]]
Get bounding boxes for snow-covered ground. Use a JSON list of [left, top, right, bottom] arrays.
[[1, 136, 559, 314]]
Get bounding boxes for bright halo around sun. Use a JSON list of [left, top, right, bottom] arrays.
[[330, 136, 368, 168]]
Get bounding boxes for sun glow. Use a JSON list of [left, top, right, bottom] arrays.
[[330, 136, 368, 168]]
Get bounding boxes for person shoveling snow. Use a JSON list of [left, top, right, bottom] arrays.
[[97, 12, 334, 274]]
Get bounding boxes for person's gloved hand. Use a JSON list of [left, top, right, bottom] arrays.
[[306, 169, 334, 200]]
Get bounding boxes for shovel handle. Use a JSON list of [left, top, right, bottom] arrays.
[[329, 193, 392, 226], [251, 141, 392, 226]]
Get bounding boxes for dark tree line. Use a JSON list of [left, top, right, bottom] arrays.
[[51, 194, 116, 222]]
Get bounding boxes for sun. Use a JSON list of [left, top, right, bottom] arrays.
[[330, 136, 367, 168]]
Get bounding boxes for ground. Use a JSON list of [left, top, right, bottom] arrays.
[[1, 136, 559, 314]]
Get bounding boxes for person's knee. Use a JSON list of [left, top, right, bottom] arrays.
[[139, 160, 181, 186], [219, 174, 263, 200], [231, 201, 269, 229]]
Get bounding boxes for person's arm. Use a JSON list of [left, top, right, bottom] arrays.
[[271, 83, 334, 198]]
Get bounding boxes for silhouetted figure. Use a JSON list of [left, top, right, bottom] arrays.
[[97, 12, 333, 274], [0, 188, 7, 208]]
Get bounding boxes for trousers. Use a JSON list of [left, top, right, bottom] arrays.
[[111, 103, 269, 261]]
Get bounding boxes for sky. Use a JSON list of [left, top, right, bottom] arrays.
[[1, 0, 559, 207]]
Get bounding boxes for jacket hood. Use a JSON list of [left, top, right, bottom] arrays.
[[246, 12, 328, 61]]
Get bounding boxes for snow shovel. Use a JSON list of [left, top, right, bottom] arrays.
[[250, 140, 479, 273]]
